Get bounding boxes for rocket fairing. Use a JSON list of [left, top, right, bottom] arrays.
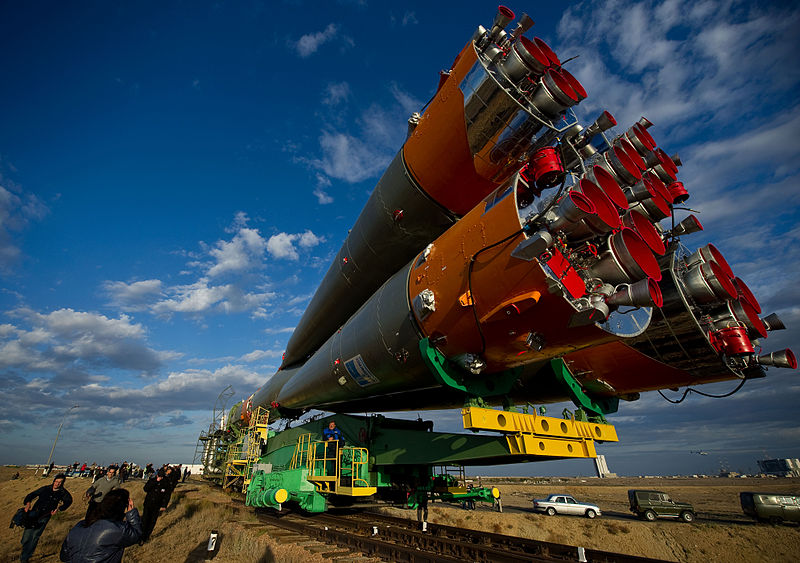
[[240, 5, 795, 422]]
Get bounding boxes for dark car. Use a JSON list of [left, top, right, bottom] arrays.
[[628, 489, 695, 522], [740, 492, 800, 524]]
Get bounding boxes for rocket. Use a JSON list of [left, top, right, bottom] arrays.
[[237, 5, 795, 422]]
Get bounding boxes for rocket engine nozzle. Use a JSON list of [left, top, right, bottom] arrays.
[[622, 209, 665, 255], [685, 260, 737, 304], [601, 145, 643, 186], [733, 277, 761, 314], [531, 70, 580, 117], [625, 123, 656, 155], [606, 277, 663, 308], [761, 313, 786, 332], [546, 190, 596, 233], [687, 243, 735, 279], [486, 5, 515, 45], [589, 228, 661, 284], [669, 214, 703, 237], [499, 37, 550, 81], [755, 349, 797, 370]]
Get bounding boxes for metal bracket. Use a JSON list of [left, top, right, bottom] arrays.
[[419, 338, 521, 399], [549, 359, 619, 423]]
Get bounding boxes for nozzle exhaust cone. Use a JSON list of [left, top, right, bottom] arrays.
[[669, 214, 703, 237], [607, 278, 663, 308], [756, 349, 797, 370], [761, 313, 785, 332]]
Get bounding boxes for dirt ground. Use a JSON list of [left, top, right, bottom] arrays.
[[1, 467, 797, 562], [378, 476, 800, 563]]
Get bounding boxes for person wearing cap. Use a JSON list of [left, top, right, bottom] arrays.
[[84, 465, 121, 520], [19, 473, 72, 562]]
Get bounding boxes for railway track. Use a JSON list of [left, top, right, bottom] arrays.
[[249, 505, 669, 562]]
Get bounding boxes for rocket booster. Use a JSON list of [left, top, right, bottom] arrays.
[[239, 5, 795, 422]]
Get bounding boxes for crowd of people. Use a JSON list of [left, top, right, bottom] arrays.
[[13, 462, 191, 562]]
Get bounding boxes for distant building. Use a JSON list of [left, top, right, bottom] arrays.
[[594, 454, 616, 478], [757, 458, 800, 477]]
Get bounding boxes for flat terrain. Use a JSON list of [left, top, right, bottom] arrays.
[[1, 467, 798, 562]]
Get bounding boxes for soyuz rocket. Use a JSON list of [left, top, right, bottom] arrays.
[[239, 5, 795, 422]]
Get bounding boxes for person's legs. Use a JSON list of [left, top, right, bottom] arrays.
[[140, 505, 159, 541], [20, 520, 47, 562]]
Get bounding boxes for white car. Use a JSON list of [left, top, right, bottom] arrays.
[[533, 494, 601, 518]]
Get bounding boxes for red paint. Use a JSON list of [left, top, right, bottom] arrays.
[[579, 179, 621, 231], [624, 209, 665, 255], [733, 277, 761, 314], [667, 181, 689, 204], [589, 165, 628, 210], [530, 146, 564, 188], [709, 327, 754, 355], [534, 37, 560, 66]]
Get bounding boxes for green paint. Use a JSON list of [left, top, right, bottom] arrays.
[[419, 338, 521, 398], [549, 359, 618, 422]]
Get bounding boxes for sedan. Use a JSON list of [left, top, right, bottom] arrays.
[[533, 494, 601, 518]]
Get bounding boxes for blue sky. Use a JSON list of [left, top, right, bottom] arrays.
[[1, 0, 798, 477]]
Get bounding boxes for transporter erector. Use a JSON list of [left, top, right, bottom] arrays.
[[198, 5, 796, 513]]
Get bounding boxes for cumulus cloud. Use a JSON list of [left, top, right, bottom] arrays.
[[0, 364, 267, 431], [294, 23, 340, 58], [0, 308, 169, 380], [556, 0, 800, 139], [103, 279, 163, 311], [150, 279, 274, 316], [267, 230, 324, 261], [101, 214, 326, 320]]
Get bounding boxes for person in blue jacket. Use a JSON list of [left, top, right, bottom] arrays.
[[60, 488, 141, 563], [322, 420, 344, 476]]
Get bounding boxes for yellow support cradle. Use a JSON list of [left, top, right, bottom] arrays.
[[461, 406, 618, 459]]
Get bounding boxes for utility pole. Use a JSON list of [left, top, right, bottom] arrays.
[[45, 405, 79, 469]]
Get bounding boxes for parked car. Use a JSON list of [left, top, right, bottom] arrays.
[[532, 494, 601, 518], [740, 492, 800, 524], [628, 489, 695, 522]]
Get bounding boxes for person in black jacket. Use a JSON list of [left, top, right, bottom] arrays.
[[60, 488, 141, 563], [140, 469, 171, 543], [19, 473, 73, 562]]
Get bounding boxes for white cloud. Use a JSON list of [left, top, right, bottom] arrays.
[[312, 131, 392, 183], [313, 173, 334, 204], [322, 82, 350, 106], [103, 279, 163, 311], [238, 349, 283, 363], [294, 23, 339, 58], [0, 308, 169, 377], [150, 279, 274, 316], [207, 226, 267, 277], [0, 177, 49, 270], [556, 0, 800, 143], [267, 230, 323, 261]]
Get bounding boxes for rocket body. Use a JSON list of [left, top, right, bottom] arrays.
[[238, 5, 794, 424]]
